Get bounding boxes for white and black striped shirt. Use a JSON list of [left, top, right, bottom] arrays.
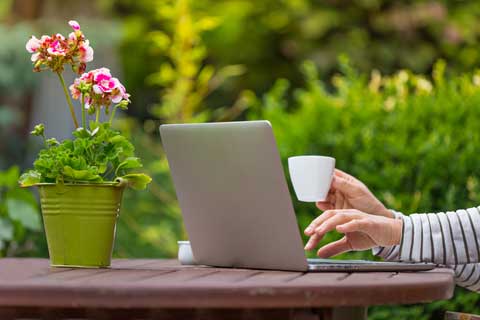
[[373, 208, 480, 293]]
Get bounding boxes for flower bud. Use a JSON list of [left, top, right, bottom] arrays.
[[117, 100, 130, 110], [46, 138, 59, 146], [68, 20, 81, 31], [31, 124, 45, 136]]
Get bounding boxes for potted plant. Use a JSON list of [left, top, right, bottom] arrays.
[[19, 20, 152, 268]]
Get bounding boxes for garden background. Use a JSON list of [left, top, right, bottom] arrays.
[[1, 0, 480, 318]]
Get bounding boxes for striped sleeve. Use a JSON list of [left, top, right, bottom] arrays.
[[398, 207, 480, 265], [454, 264, 480, 292], [372, 207, 480, 293]]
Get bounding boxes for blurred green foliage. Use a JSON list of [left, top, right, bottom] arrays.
[[247, 58, 480, 318], [117, 0, 248, 123], [0, 0, 12, 21], [0, 166, 44, 257], [0, 23, 36, 168], [146, 0, 246, 123], [0, 23, 34, 93], [114, 0, 480, 119]]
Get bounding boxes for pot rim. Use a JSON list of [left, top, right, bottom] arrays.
[[36, 182, 122, 187]]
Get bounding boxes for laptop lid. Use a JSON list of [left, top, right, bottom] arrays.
[[160, 121, 308, 271]]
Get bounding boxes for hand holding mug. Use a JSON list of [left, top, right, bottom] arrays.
[[316, 169, 393, 218]]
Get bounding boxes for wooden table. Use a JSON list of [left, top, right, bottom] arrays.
[[0, 259, 454, 320]]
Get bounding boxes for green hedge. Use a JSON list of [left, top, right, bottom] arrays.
[[247, 58, 480, 319]]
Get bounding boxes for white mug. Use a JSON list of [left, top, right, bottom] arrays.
[[177, 241, 197, 265], [288, 156, 335, 202]]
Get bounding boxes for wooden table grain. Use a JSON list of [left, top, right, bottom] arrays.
[[0, 258, 454, 320]]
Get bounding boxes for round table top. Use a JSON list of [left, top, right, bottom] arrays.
[[0, 258, 454, 308]]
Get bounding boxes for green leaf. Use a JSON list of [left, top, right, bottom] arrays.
[[0, 166, 20, 188], [18, 170, 41, 187], [6, 198, 41, 231], [108, 134, 127, 144], [73, 127, 91, 138], [63, 166, 102, 182], [97, 162, 108, 174], [115, 157, 142, 176], [116, 173, 152, 190], [108, 135, 135, 157]]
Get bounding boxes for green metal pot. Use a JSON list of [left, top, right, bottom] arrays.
[[38, 183, 124, 268]]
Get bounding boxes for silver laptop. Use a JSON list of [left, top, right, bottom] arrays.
[[160, 121, 435, 272]]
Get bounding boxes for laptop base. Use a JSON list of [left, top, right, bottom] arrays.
[[307, 258, 436, 272]]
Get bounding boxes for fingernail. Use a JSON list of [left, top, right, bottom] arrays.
[[305, 227, 312, 234], [304, 240, 312, 250]]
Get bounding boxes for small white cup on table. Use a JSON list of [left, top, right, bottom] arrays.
[[288, 155, 335, 202], [177, 241, 198, 265]]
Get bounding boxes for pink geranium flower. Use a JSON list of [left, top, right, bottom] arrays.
[[93, 68, 116, 93], [46, 34, 68, 57], [69, 68, 130, 112], [25, 20, 94, 74]]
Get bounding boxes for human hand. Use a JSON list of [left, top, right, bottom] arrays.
[[304, 209, 403, 258], [316, 169, 393, 218]]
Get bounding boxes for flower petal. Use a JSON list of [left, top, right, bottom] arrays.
[[31, 53, 40, 62], [26, 36, 40, 53], [93, 84, 103, 94], [69, 20, 81, 31]]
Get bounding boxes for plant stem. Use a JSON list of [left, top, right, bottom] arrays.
[[81, 94, 86, 128], [41, 133, 48, 149], [56, 72, 79, 128], [95, 107, 100, 123], [109, 106, 118, 125]]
